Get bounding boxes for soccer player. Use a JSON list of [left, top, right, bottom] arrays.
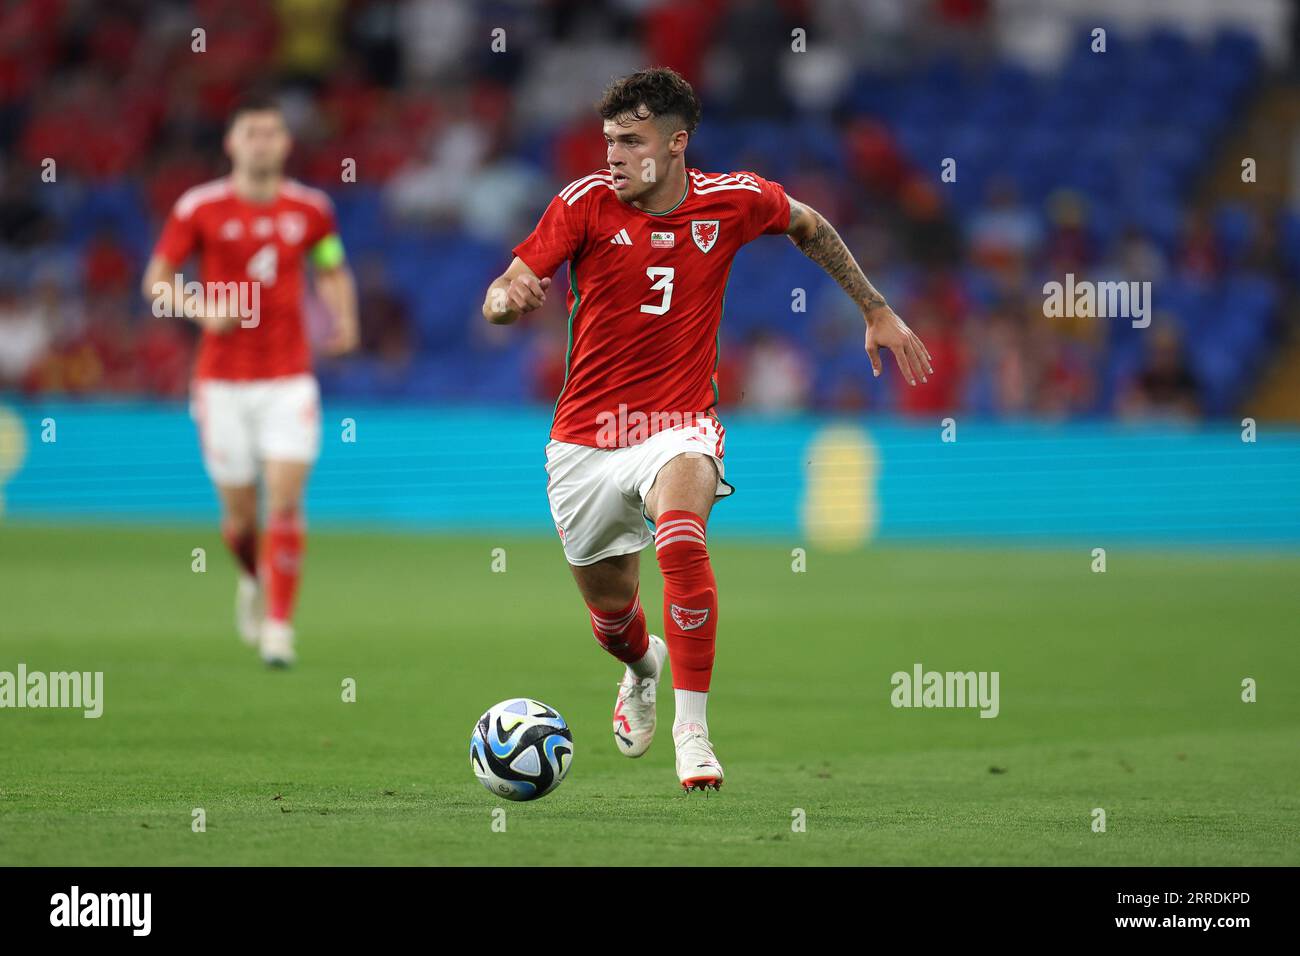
[[483, 67, 931, 791], [141, 94, 358, 666]]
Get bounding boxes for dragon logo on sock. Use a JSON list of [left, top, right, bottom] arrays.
[[670, 605, 709, 631]]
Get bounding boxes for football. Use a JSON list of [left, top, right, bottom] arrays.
[[469, 698, 574, 801]]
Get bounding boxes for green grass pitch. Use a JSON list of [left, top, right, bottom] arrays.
[[1, 523, 1297, 866]]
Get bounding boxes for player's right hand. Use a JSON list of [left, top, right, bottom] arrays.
[[505, 274, 551, 314]]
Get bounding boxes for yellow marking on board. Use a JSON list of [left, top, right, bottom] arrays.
[[0, 406, 28, 519], [799, 425, 879, 550]]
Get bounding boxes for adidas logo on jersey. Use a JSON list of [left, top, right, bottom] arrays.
[[609, 228, 633, 246]]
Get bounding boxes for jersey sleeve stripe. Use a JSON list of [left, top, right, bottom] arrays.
[[280, 180, 334, 213], [564, 178, 615, 205], [560, 171, 613, 202], [174, 178, 232, 220], [690, 172, 757, 187], [691, 182, 762, 195]]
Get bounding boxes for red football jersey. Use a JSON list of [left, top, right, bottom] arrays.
[[513, 168, 790, 447], [153, 177, 337, 381]]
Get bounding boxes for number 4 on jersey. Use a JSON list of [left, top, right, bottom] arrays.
[[247, 244, 279, 285]]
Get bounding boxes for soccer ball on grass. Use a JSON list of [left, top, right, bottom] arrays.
[[469, 698, 573, 801]]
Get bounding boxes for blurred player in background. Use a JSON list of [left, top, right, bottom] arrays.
[[141, 94, 359, 667], [484, 68, 931, 791]]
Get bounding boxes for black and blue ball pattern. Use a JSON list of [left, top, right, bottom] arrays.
[[470, 698, 574, 801]]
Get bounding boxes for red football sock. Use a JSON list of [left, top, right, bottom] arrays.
[[262, 510, 305, 623], [221, 520, 258, 578], [654, 509, 717, 693], [587, 590, 650, 665]]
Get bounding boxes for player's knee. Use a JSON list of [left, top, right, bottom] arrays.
[[265, 502, 302, 526], [648, 454, 716, 521], [579, 572, 638, 613], [222, 513, 257, 539], [220, 495, 258, 535], [572, 567, 638, 614], [264, 482, 305, 521]]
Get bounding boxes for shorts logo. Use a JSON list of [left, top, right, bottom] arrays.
[[555, 523, 566, 542], [670, 604, 709, 630], [691, 220, 719, 254]]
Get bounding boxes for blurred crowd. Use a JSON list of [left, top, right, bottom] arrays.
[[0, 0, 1296, 419]]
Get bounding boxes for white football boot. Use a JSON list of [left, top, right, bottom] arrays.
[[612, 634, 667, 757], [235, 574, 262, 647], [260, 618, 296, 667], [674, 722, 724, 791]]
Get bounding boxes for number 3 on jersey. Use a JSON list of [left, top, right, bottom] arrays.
[[641, 266, 674, 316]]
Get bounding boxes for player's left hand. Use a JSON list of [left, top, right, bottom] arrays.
[[864, 305, 932, 386]]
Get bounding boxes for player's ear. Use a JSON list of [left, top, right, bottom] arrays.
[[668, 129, 689, 157]]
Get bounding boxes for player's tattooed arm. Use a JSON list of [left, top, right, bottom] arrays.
[[786, 199, 888, 313], [483, 257, 552, 325], [785, 197, 934, 385]]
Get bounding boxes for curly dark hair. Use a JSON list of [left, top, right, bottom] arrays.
[[597, 67, 701, 136]]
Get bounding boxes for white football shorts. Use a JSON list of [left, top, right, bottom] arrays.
[[190, 373, 322, 486], [544, 417, 733, 567]]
